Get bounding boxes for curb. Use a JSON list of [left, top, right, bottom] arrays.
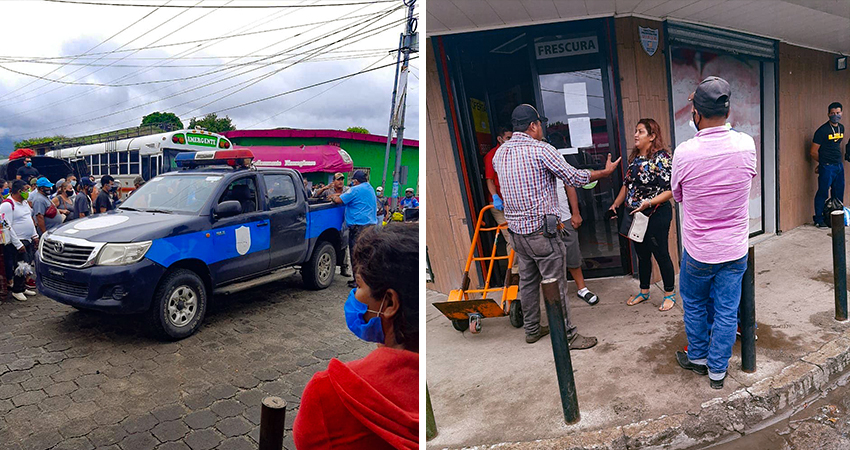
[[452, 327, 850, 450]]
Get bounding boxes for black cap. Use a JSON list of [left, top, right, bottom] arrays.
[[690, 76, 731, 117], [352, 170, 367, 183], [80, 177, 96, 187], [511, 104, 547, 131]]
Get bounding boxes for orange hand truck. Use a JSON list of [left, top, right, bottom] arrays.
[[432, 204, 524, 334]]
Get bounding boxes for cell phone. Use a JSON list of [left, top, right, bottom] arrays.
[[605, 209, 617, 220]]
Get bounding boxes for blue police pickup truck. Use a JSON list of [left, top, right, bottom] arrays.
[[35, 150, 347, 339]]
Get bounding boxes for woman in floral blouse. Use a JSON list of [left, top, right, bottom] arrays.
[[609, 118, 677, 311]]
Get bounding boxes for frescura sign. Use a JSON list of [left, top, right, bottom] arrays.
[[186, 134, 218, 147], [535, 36, 598, 60]]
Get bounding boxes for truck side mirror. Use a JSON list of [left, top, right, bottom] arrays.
[[215, 200, 242, 218]]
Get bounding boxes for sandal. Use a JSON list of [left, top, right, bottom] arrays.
[[626, 291, 650, 306], [659, 293, 677, 311]]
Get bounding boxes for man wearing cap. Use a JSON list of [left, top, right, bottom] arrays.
[[313, 172, 349, 201], [810, 102, 845, 227], [71, 177, 96, 220], [493, 104, 620, 347], [375, 186, 389, 224], [672, 76, 757, 389], [331, 170, 377, 288], [399, 188, 419, 209], [31, 177, 62, 236]]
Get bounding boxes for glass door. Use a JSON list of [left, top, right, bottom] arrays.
[[538, 68, 625, 276]]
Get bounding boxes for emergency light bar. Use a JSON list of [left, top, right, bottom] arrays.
[[175, 149, 254, 169]]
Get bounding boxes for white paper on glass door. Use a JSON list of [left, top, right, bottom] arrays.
[[563, 83, 588, 115]]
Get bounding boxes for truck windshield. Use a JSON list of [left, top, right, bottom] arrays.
[[119, 174, 221, 214]]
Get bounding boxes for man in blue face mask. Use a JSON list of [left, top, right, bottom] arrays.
[[810, 102, 845, 227], [15, 158, 39, 181]]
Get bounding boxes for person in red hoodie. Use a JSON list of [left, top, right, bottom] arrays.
[[293, 223, 418, 450]]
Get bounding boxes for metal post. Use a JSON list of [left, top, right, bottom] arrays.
[[426, 385, 438, 440], [832, 210, 847, 321], [740, 245, 756, 373], [259, 396, 287, 450], [541, 278, 580, 424], [381, 33, 404, 192], [389, 0, 417, 212]]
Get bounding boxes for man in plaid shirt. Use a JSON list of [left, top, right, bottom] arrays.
[[494, 104, 620, 347]]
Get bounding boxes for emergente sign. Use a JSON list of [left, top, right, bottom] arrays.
[[535, 36, 598, 60], [186, 133, 218, 147]]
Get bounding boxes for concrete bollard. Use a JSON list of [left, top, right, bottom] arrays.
[[541, 278, 580, 424], [740, 246, 756, 373], [832, 210, 848, 322], [259, 396, 287, 450]]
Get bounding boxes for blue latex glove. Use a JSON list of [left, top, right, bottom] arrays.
[[492, 194, 503, 211]]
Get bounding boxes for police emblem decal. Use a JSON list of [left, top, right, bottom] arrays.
[[639, 26, 659, 57], [235, 226, 251, 256]]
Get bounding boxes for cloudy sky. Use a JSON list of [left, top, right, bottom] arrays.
[[0, 0, 419, 153]]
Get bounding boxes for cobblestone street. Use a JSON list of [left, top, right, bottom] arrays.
[[0, 273, 370, 450]]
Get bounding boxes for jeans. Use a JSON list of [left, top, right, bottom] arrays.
[[814, 163, 845, 224], [633, 202, 676, 292], [680, 248, 747, 380], [511, 229, 576, 338]]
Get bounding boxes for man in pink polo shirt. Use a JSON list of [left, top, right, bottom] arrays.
[[671, 77, 757, 389]]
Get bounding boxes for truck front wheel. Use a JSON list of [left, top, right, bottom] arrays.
[[303, 241, 336, 290], [148, 269, 208, 340]]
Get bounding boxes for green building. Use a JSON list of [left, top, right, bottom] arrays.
[[223, 129, 419, 195]]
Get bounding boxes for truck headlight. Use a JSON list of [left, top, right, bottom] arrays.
[[96, 241, 152, 266], [38, 234, 46, 258]]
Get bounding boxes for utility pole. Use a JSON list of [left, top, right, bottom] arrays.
[[382, 0, 418, 212]]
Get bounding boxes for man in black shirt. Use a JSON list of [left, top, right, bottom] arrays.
[[94, 175, 116, 214], [810, 102, 845, 227], [16, 157, 39, 181]]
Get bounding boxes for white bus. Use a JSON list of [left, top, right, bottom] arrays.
[[47, 129, 233, 193]]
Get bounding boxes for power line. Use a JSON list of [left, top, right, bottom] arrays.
[[0, 11, 389, 61], [9, 5, 404, 137], [246, 54, 391, 128], [0, 0, 169, 103], [177, 5, 401, 117], [0, 0, 389, 117], [44, 0, 397, 7], [0, 0, 210, 106], [4, 1, 394, 130], [214, 56, 417, 116], [0, 51, 392, 68], [81, 14, 406, 135]]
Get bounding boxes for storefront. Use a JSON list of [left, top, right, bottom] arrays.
[[436, 18, 629, 281], [427, 9, 848, 295]]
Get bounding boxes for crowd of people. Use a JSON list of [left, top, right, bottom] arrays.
[[0, 173, 121, 304], [491, 76, 767, 389]]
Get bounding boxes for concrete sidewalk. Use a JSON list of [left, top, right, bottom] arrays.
[[426, 226, 850, 449]]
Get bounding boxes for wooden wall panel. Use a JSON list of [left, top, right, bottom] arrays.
[[778, 43, 850, 231], [615, 17, 680, 282], [426, 38, 474, 295]]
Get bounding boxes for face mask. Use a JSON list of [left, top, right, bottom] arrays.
[[691, 112, 699, 132], [20, 191, 29, 200], [830, 114, 842, 124], [343, 288, 385, 344], [25, 162, 32, 167], [71, 181, 77, 187], [66, 190, 74, 197], [406, 193, 413, 198]]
